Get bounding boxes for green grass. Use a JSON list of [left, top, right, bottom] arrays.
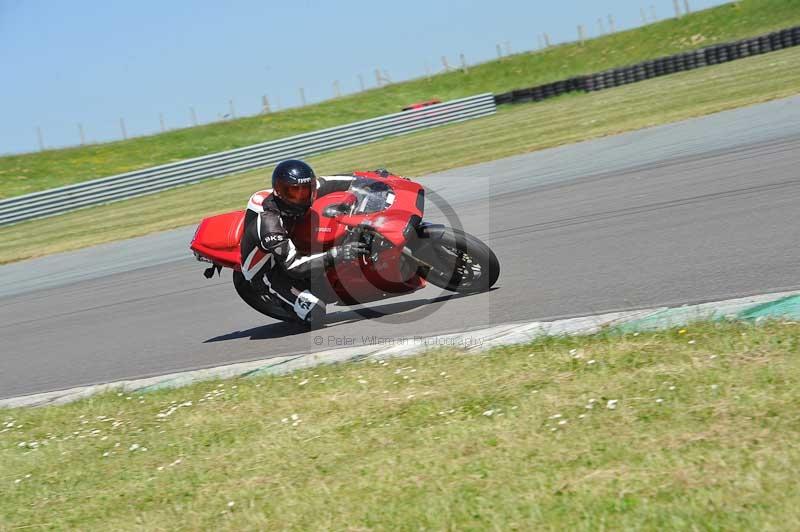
[[2, 320, 800, 530], [2, 44, 800, 265], [2, 0, 800, 199]]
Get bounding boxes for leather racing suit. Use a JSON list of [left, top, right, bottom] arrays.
[[239, 175, 355, 321]]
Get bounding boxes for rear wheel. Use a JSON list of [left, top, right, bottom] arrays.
[[415, 228, 500, 293], [232, 271, 296, 323]]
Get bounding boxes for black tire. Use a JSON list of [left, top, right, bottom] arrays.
[[417, 228, 500, 293], [232, 271, 296, 323]]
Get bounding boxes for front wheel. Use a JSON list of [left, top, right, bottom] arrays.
[[414, 227, 500, 293]]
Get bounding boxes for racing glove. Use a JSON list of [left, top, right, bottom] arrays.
[[327, 241, 370, 263]]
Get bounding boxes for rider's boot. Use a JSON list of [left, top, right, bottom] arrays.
[[294, 290, 326, 330]]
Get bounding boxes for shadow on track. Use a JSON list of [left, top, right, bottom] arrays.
[[204, 292, 481, 343]]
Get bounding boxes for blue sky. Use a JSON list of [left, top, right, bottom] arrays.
[[1, 0, 729, 154]]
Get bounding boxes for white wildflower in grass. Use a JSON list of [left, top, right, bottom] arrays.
[[14, 479, 21, 484], [633, 332, 640, 336], [656, 398, 664, 404], [711, 384, 719, 390], [710, 355, 718, 360], [482, 410, 495, 417], [607, 399, 619, 410], [157, 466, 164, 471], [357, 379, 368, 385], [227, 501, 235, 509], [550, 427, 558, 432], [688, 340, 696, 345], [298, 379, 309, 386], [578, 414, 586, 419], [558, 419, 568, 425], [290, 414, 300, 421], [407, 394, 415, 400], [129, 444, 140, 452], [440, 372, 447, 376], [102, 452, 110, 457], [669, 385, 676, 391], [549, 414, 562, 419], [587, 360, 596, 365]]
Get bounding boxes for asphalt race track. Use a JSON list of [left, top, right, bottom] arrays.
[[2, 96, 799, 399]]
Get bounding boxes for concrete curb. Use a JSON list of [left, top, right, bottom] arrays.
[[2, 290, 798, 409]]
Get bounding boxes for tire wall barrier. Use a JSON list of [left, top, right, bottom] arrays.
[[494, 26, 800, 105]]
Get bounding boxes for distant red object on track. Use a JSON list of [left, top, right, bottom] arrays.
[[402, 99, 441, 111]]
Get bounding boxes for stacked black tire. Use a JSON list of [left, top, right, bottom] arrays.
[[494, 26, 800, 105]]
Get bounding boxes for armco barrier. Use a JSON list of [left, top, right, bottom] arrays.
[[0, 94, 496, 226], [495, 25, 800, 105]]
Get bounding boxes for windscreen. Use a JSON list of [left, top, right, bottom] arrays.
[[349, 178, 395, 214]]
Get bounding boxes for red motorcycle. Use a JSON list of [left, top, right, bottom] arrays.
[[189, 170, 499, 324]]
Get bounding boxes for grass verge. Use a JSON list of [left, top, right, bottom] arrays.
[[2, 320, 799, 529], [2, 45, 800, 265], [2, 0, 800, 197]]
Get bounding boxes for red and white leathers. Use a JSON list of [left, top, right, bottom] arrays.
[[239, 175, 355, 321]]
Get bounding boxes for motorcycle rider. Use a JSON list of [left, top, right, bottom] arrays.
[[240, 159, 367, 328]]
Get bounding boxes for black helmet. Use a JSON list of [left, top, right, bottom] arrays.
[[271, 159, 317, 216]]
